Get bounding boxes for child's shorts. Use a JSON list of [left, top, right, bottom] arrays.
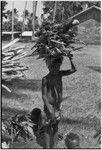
[[44, 105, 61, 125]]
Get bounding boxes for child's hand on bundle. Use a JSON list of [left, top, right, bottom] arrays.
[[67, 52, 73, 60]]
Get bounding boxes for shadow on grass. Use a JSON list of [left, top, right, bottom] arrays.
[[2, 79, 41, 99], [34, 131, 46, 148], [2, 88, 30, 101], [62, 96, 72, 102], [9, 131, 46, 148], [61, 117, 82, 125], [2, 106, 29, 120], [33, 129, 55, 148], [88, 66, 101, 73], [2, 79, 42, 92], [61, 117, 101, 145], [61, 115, 100, 131]]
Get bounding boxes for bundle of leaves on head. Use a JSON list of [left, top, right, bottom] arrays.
[[31, 19, 81, 67]]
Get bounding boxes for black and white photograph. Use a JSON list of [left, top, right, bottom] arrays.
[[1, 1, 101, 149]]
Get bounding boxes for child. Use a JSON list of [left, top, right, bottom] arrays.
[[42, 53, 76, 148], [65, 132, 80, 148]]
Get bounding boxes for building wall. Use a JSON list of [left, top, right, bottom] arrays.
[[70, 7, 101, 45], [77, 19, 101, 45], [93, 8, 101, 22], [72, 8, 100, 23], [74, 10, 93, 23]]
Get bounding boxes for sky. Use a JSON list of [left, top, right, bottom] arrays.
[[5, 1, 44, 20]]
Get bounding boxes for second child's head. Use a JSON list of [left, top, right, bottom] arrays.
[[65, 133, 80, 148], [31, 108, 42, 124]]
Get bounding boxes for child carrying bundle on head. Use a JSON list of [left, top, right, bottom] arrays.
[[31, 19, 80, 148], [42, 53, 76, 148]]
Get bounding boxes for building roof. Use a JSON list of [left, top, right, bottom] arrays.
[[2, 31, 33, 37], [21, 31, 32, 37], [69, 5, 101, 20]]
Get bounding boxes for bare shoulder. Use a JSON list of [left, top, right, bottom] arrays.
[[42, 75, 48, 84]]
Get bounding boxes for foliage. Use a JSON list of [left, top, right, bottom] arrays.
[[2, 46, 28, 92], [2, 109, 61, 147], [31, 19, 84, 66], [2, 7, 39, 32], [86, 1, 101, 7], [21, 9, 30, 31], [6, 8, 19, 21], [27, 15, 39, 31], [43, 1, 101, 23], [2, 8, 22, 32], [22, 11, 39, 31], [93, 130, 101, 144], [20, 9, 39, 31], [43, 1, 82, 23], [22, 9, 30, 19], [2, 20, 23, 32], [2, 114, 34, 145], [15, 21, 23, 31], [1, 1, 8, 19]]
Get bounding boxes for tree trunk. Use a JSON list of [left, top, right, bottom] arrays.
[[11, 1, 14, 41], [53, 1, 57, 23], [22, 1, 27, 33], [62, 6, 64, 23], [32, 1, 37, 41]]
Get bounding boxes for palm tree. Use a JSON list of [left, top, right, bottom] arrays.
[[22, 1, 27, 32], [6, 9, 18, 21], [53, 1, 57, 23], [1, 1, 8, 19], [32, 1, 37, 41], [11, 1, 14, 40]]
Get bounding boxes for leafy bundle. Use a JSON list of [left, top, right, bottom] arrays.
[[2, 111, 47, 146], [31, 19, 83, 66], [2, 46, 28, 92], [2, 114, 34, 145]]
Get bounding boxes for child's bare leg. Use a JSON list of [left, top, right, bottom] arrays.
[[44, 126, 51, 148], [45, 132, 50, 148], [53, 123, 58, 148], [53, 132, 58, 148]]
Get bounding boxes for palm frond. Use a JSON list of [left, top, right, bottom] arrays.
[[30, 20, 86, 65], [2, 46, 28, 92]]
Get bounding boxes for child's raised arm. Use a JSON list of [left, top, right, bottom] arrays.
[[60, 53, 76, 76]]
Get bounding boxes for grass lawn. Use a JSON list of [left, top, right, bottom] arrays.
[[2, 42, 101, 148]]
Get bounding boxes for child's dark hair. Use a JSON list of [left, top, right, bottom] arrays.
[[53, 57, 63, 66], [30, 108, 42, 124], [65, 133, 80, 148], [46, 56, 63, 68]]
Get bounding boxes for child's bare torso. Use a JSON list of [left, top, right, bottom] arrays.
[[43, 73, 62, 108]]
